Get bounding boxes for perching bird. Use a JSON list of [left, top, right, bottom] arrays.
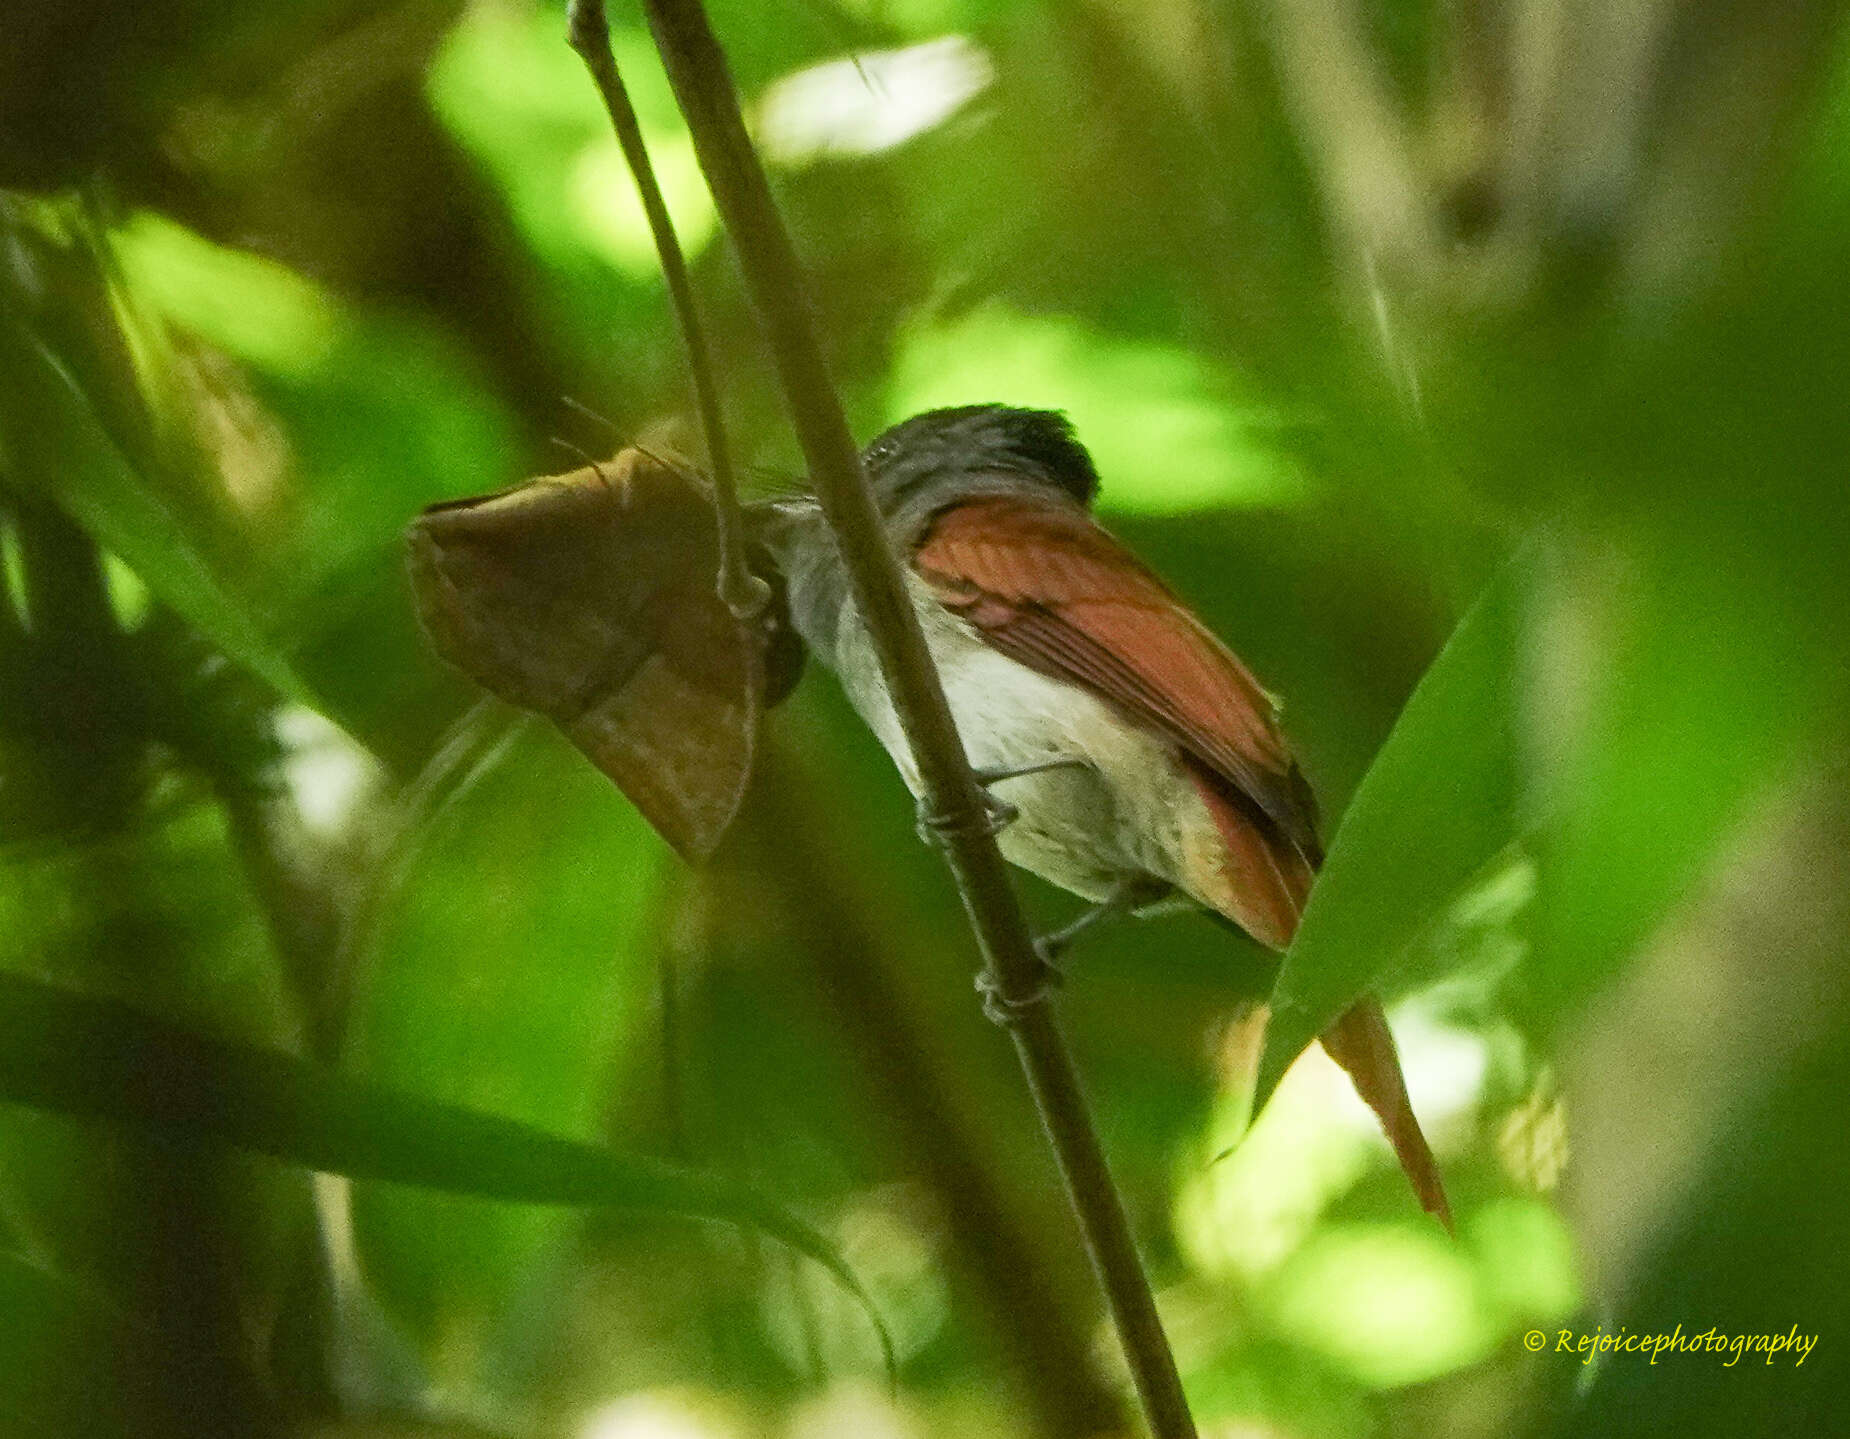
[[755, 404, 1450, 1228]]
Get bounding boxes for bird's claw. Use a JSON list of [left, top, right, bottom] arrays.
[[974, 951, 1064, 1026], [914, 788, 1017, 848]]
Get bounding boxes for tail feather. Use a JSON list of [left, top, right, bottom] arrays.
[[1320, 998, 1454, 1233], [1188, 762, 1453, 1230]]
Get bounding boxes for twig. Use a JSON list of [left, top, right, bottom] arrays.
[[566, 0, 767, 621], [627, 0, 1199, 1432]]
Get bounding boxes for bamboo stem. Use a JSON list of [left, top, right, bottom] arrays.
[[619, 1, 1199, 1431]]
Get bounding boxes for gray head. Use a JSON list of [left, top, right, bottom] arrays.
[[861, 406, 1101, 521], [748, 406, 1102, 665]]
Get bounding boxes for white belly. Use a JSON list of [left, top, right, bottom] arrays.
[[832, 576, 1223, 905]]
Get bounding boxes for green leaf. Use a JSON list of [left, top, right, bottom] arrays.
[[342, 720, 666, 1359], [1256, 547, 1529, 1105], [427, 10, 715, 278], [0, 970, 892, 1373], [0, 253, 312, 710]]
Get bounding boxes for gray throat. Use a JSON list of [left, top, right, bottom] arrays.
[[749, 497, 854, 672], [749, 470, 1069, 673]]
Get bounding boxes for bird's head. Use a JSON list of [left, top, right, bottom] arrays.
[[861, 405, 1101, 518]]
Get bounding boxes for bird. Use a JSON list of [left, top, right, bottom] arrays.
[[753, 404, 1451, 1229]]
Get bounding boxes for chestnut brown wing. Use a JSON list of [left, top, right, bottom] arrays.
[[914, 496, 1319, 856]]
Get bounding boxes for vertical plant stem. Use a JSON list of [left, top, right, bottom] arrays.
[[614, 1, 1200, 1432], [565, 0, 766, 620]]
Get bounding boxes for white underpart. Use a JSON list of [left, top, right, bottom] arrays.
[[833, 573, 1228, 907]]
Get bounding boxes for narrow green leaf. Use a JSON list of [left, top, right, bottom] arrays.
[[0, 313, 312, 709], [1256, 548, 1529, 1105], [0, 972, 892, 1373]]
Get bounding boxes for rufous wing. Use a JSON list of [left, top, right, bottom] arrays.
[[916, 494, 1451, 1229], [914, 497, 1319, 853]]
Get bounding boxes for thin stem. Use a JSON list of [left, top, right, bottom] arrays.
[[565, 0, 767, 621], [631, 1, 1199, 1433]]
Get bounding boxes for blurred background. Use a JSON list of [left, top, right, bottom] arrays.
[[2, 0, 1847, 1435]]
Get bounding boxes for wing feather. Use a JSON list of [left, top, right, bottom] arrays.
[[917, 495, 1450, 1229], [915, 498, 1319, 854]]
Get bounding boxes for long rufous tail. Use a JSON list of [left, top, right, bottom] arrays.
[[1188, 764, 1453, 1231], [1319, 997, 1453, 1232]]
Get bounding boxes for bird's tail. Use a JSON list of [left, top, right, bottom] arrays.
[[1187, 763, 1453, 1230], [1319, 997, 1454, 1233]]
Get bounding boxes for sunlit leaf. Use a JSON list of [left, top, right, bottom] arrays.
[[111, 212, 344, 380], [428, 7, 715, 276], [885, 307, 1311, 512], [1468, 1196, 1582, 1327], [1259, 1223, 1497, 1388], [758, 38, 995, 163], [1256, 547, 1528, 1106]]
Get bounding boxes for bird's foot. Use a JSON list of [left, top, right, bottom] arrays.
[[1031, 877, 1164, 963], [975, 952, 1064, 1026], [915, 759, 1090, 848], [914, 787, 1017, 848], [1033, 928, 1079, 968]]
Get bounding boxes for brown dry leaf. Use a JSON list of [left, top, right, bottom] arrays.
[[406, 448, 796, 862]]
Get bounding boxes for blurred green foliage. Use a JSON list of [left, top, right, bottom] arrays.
[[2, 0, 1848, 1435]]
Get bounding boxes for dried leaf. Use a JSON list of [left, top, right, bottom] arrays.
[[406, 448, 795, 861]]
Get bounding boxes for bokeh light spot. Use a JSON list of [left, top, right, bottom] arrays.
[[885, 308, 1311, 512]]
